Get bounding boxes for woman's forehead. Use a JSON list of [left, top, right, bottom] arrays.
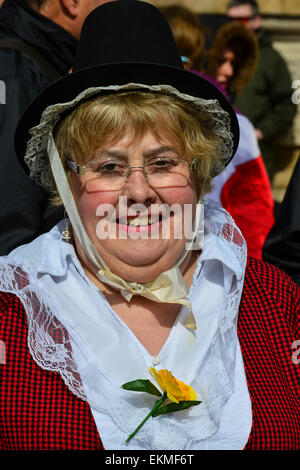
[[91, 129, 182, 157]]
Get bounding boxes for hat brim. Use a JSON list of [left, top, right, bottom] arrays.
[[15, 62, 239, 172]]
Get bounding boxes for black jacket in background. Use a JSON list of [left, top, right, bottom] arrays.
[[0, 0, 77, 255]]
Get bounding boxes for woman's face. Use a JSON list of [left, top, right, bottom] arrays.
[[71, 130, 199, 283], [215, 49, 235, 89]]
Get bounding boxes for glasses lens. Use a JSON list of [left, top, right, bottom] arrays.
[[229, 16, 253, 24], [147, 158, 189, 188], [84, 159, 127, 192], [86, 177, 126, 192], [239, 18, 250, 24]]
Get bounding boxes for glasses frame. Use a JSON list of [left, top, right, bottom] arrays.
[[228, 14, 256, 24], [67, 156, 198, 187]]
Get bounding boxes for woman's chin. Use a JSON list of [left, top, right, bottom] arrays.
[[100, 244, 182, 282], [99, 239, 165, 262], [111, 250, 164, 271]]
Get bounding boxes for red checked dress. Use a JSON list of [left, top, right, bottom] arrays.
[[0, 257, 299, 450]]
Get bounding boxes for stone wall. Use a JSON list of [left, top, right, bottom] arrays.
[[154, 0, 300, 15]]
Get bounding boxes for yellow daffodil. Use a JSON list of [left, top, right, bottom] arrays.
[[149, 367, 197, 403], [121, 368, 201, 442]]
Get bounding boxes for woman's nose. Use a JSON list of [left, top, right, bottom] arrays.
[[122, 168, 157, 205], [224, 61, 234, 78]]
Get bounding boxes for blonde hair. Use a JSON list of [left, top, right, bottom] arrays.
[[52, 90, 223, 205]]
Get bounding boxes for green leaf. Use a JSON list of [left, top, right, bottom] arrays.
[[152, 400, 201, 416], [121, 379, 162, 397]]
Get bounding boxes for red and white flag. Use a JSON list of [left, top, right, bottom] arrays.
[[206, 114, 275, 259]]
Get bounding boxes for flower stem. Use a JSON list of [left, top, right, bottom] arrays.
[[126, 395, 166, 443]]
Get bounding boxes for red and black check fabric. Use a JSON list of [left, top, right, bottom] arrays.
[[239, 258, 300, 449], [0, 257, 299, 450]]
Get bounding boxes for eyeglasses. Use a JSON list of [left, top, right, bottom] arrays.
[[228, 15, 255, 25], [67, 156, 198, 192]]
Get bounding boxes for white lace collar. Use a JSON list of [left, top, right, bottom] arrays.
[[0, 199, 251, 449]]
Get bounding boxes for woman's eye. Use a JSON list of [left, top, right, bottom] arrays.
[[149, 159, 178, 171], [94, 162, 125, 174], [100, 163, 118, 172]]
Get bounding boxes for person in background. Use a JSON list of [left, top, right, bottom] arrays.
[[226, 0, 297, 179], [162, 6, 274, 259], [159, 4, 206, 71], [0, 0, 111, 256], [205, 21, 258, 102]]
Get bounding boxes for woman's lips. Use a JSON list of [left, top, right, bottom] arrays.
[[116, 214, 163, 233]]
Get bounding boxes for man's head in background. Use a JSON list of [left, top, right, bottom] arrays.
[[25, 0, 113, 40], [227, 0, 262, 31]]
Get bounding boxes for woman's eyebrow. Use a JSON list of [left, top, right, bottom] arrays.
[[143, 146, 179, 158], [94, 150, 128, 159], [94, 146, 179, 160]]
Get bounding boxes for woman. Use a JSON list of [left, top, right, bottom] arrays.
[[0, 1, 299, 450], [205, 21, 258, 102]]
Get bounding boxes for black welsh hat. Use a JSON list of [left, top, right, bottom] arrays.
[[15, 0, 239, 182]]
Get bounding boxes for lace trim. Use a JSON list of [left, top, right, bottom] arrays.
[[24, 83, 233, 192], [0, 258, 86, 401]]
